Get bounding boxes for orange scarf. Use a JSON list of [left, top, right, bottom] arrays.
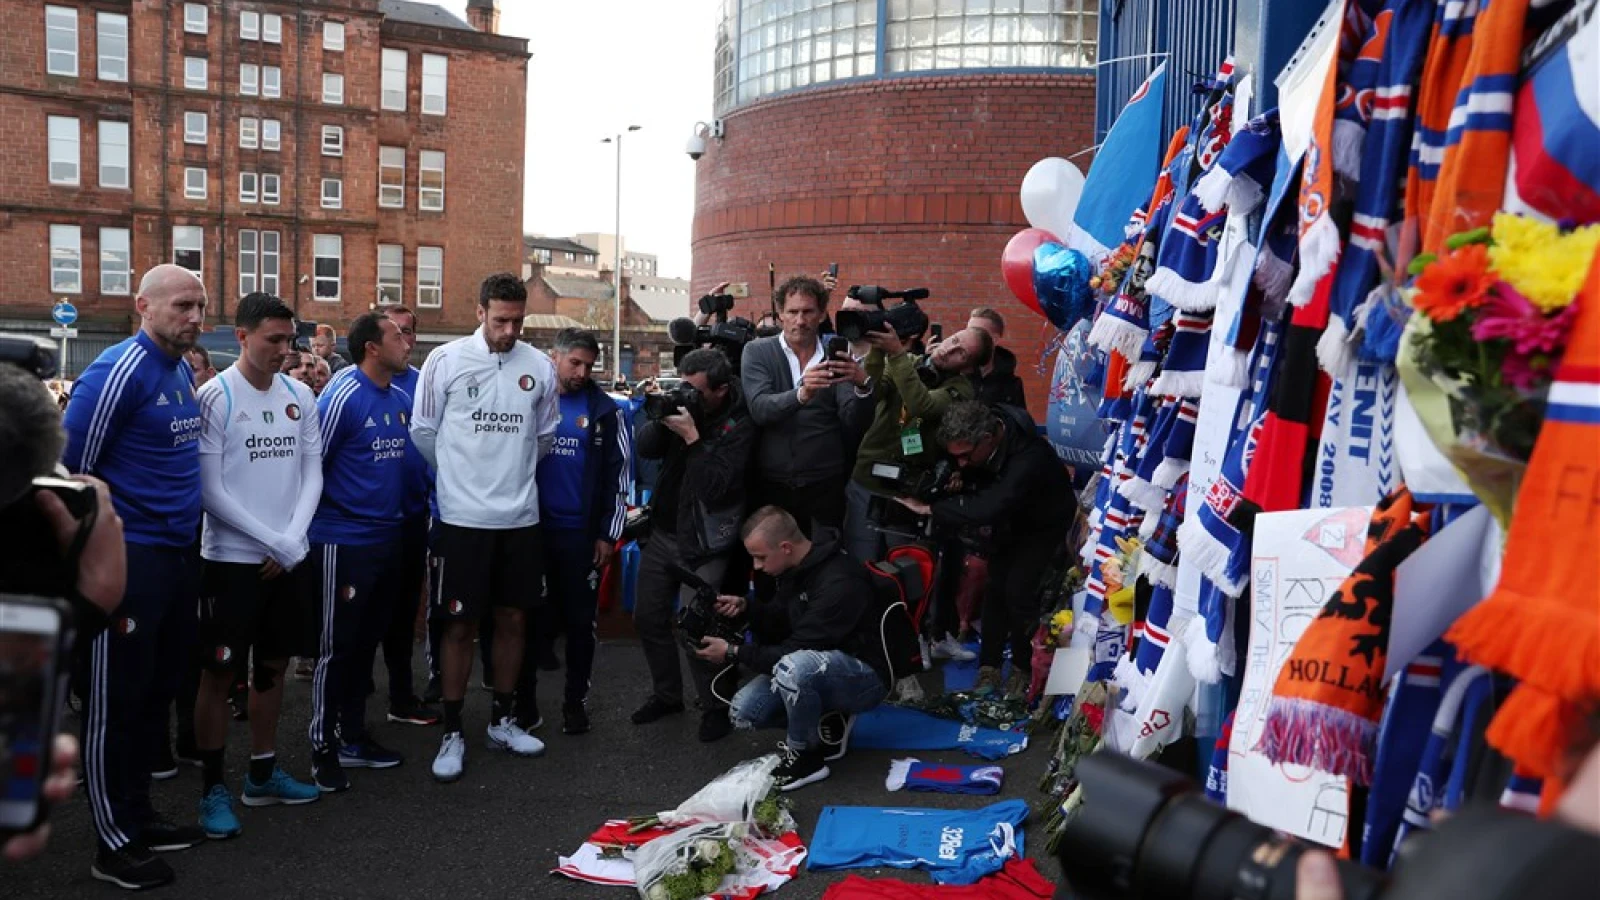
[[1256, 489, 1433, 785], [1447, 245, 1600, 805]]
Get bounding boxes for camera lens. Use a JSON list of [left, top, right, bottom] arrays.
[[1061, 754, 1387, 900]]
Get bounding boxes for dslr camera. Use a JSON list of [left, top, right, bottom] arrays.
[[666, 563, 742, 652], [643, 382, 704, 421], [835, 285, 931, 342], [1059, 752, 1600, 900]]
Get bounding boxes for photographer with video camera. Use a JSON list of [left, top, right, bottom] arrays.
[[630, 348, 756, 742], [896, 401, 1074, 697], [692, 506, 889, 792], [842, 292, 993, 564], [0, 347, 126, 863], [742, 275, 873, 536]]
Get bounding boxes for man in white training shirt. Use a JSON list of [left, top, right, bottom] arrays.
[[192, 293, 323, 839], [411, 273, 559, 782]]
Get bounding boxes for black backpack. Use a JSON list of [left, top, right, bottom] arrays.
[[863, 544, 936, 683]]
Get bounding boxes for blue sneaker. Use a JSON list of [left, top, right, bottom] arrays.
[[241, 767, 321, 807], [339, 739, 402, 769], [198, 785, 241, 839]]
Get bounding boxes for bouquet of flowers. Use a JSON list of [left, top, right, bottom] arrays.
[[1400, 213, 1599, 520]]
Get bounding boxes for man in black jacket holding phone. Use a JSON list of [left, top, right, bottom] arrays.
[[630, 349, 756, 742], [897, 401, 1075, 698], [694, 506, 890, 791]]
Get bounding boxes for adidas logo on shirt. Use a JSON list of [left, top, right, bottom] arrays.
[[365, 417, 377, 428], [156, 394, 169, 407], [236, 411, 251, 423]]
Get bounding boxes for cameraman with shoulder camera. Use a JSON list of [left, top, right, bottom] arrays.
[[843, 320, 993, 563], [897, 401, 1074, 697], [631, 348, 756, 742], [742, 275, 873, 534], [0, 357, 126, 864], [693, 506, 889, 791], [61, 264, 210, 888]]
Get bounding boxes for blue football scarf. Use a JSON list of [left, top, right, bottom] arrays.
[[1193, 121, 1281, 223], [1324, 0, 1436, 375], [1360, 641, 1450, 867], [1205, 711, 1237, 803], [1152, 398, 1200, 491], [1139, 474, 1187, 588], [851, 706, 1029, 761], [1388, 663, 1493, 866], [1151, 310, 1214, 400], [885, 759, 1005, 796], [1119, 397, 1179, 515], [808, 799, 1030, 885]]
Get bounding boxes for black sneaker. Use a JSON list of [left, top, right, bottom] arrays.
[[562, 701, 590, 735], [699, 710, 733, 743], [773, 741, 830, 792], [312, 750, 349, 793], [150, 744, 179, 782], [630, 697, 685, 725], [387, 696, 441, 726], [818, 711, 856, 762], [422, 673, 443, 705], [141, 816, 205, 852], [91, 842, 176, 891]]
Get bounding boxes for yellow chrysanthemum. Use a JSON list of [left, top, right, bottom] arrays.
[[1488, 214, 1600, 312], [1050, 609, 1074, 632]]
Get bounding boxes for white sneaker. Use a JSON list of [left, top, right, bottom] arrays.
[[486, 717, 546, 757], [432, 731, 465, 783], [931, 634, 976, 662]]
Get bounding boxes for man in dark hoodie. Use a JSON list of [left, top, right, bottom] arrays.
[[898, 401, 1074, 698], [631, 349, 757, 741], [694, 506, 889, 791], [966, 308, 1026, 408]]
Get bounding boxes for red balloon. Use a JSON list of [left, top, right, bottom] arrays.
[[1002, 228, 1056, 316]]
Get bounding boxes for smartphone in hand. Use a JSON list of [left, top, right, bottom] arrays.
[[0, 594, 74, 841]]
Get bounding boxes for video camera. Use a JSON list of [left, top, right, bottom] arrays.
[[667, 313, 756, 369], [835, 285, 931, 342], [1059, 752, 1600, 900], [698, 291, 735, 317], [666, 563, 743, 653]]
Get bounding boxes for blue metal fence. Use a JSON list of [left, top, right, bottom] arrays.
[[1094, 0, 1324, 148], [1095, 0, 1239, 145]]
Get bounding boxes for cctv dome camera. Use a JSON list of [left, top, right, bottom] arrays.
[[685, 133, 707, 161]]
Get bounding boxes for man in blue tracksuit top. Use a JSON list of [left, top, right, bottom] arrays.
[[306, 313, 414, 792], [518, 328, 629, 735], [62, 264, 210, 890], [323, 306, 438, 726]]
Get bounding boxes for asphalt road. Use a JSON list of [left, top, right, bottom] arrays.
[[7, 625, 1064, 899]]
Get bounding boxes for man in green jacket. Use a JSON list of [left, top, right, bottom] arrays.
[[842, 322, 992, 564]]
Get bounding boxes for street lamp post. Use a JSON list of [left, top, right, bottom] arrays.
[[602, 125, 641, 382]]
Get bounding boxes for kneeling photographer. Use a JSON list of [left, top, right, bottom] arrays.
[[897, 401, 1075, 697], [692, 506, 889, 792], [630, 349, 756, 741], [1, 343, 126, 862], [843, 297, 993, 564]]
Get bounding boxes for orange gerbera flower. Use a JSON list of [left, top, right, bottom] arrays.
[[1413, 243, 1495, 323]]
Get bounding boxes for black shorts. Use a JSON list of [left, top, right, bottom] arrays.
[[197, 559, 310, 672], [428, 522, 544, 622]]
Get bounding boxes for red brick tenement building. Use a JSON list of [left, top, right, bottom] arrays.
[[691, 1, 1099, 417], [0, 0, 527, 372]]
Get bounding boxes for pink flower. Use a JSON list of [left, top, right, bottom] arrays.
[[1501, 353, 1555, 391], [1472, 282, 1579, 356]]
